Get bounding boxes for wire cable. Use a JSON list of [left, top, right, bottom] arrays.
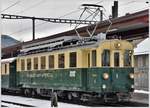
[[5, 0, 104, 36], [120, 1, 136, 6], [1, 0, 20, 13], [14, 0, 46, 14], [7, 8, 82, 35]]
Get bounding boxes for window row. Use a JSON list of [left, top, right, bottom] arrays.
[[101, 49, 132, 67], [90, 49, 132, 67], [20, 49, 132, 71], [21, 52, 77, 71]]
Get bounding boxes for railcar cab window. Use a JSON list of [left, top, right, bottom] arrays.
[[21, 59, 25, 71], [114, 52, 120, 67], [102, 49, 110, 66], [27, 58, 31, 70], [124, 50, 132, 67], [34, 57, 38, 70], [69, 52, 77, 67], [41, 56, 46, 69], [58, 54, 65, 68], [92, 50, 96, 67], [49, 55, 54, 68]]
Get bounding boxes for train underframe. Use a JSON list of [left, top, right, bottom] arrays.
[[9, 87, 132, 103]]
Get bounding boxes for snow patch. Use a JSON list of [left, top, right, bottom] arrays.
[[134, 90, 150, 94]]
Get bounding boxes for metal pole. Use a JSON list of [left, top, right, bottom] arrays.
[[32, 17, 35, 40]]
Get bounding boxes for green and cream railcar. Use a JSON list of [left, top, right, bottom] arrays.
[[16, 39, 134, 101], [1, 58, 17, 91]]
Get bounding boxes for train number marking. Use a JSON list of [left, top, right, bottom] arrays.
[[69, 71, 76, 77], [116, 74, 119, 79]]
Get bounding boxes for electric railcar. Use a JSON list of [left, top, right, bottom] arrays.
[[1, 39, 134, 102]]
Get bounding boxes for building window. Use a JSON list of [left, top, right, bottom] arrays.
[[34, 57, 38, 70], [69, 52, 77, 67], [27, 58, 31, 70], [41, 56, 46, 69], [102, 49, 110, 66], [49, 55, 54, 68], [124, 50, 132, 67], [92, 50, 96, 67], [21, 59, 25, 71], [58, 54, 65, 68], [114, 52, 120, 67]]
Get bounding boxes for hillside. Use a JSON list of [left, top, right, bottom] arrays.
[[1, 35, 20, 48]]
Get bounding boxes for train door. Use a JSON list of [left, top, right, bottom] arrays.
[[9, 60, 17, 88], [114, 52, 120, 67], [111, 51, 126, 91]]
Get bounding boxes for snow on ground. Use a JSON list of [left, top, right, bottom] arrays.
[[134, 90, 150, 94], [1, 95, 98, 108], [1, 102, 22, 108]]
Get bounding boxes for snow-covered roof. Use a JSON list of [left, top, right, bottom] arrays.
[[134, 38, 150, 55], [1, 57, 16, 64]]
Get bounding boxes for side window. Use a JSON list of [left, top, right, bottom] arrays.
[[34, 57, 38, 70], [58, 54, 65, 68], [69, 52, 77, 67], [49, 55, 54, 68], [92, 50, 96, 67], [41, 56, 46, 69], [88, 53, 90, 67], [27, 58, 31, 70], [21, 59, 25, 71], [124, 50, 132, 67], [114, 52, 120, 67], [102, 49, 110, 66], [5, 64, 7, 74]]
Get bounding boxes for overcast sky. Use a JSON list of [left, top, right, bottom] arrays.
[[1, 0, 149, 42]]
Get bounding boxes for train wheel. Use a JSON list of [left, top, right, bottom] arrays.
[[24, 89, 31, 97], [31, 90, 36, 97]]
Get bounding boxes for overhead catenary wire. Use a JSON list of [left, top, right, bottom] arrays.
[[1, 0, 20, 13], [119, 1, 136, 6], [5, 0, 104, 36], [14, 0, 47, 14], [5, 0, 149, 37], [7, 8, 83, 36], [6, 0, 104, 36]]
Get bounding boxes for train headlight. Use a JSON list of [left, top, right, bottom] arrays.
[[102, 84, 106, 89], [129, 73, 134, 79], [103, 73, 109, 80], [117, 43, 121, 47], [131, 85, 134, 89]]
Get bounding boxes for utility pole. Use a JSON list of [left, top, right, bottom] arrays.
[[1, 14, 98, 40], [32, 17, 35, 40]]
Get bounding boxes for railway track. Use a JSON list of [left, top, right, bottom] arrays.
[[2, 93, 149, 107], [1, 100, 34, 108], [60, 99, 149, 107]]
